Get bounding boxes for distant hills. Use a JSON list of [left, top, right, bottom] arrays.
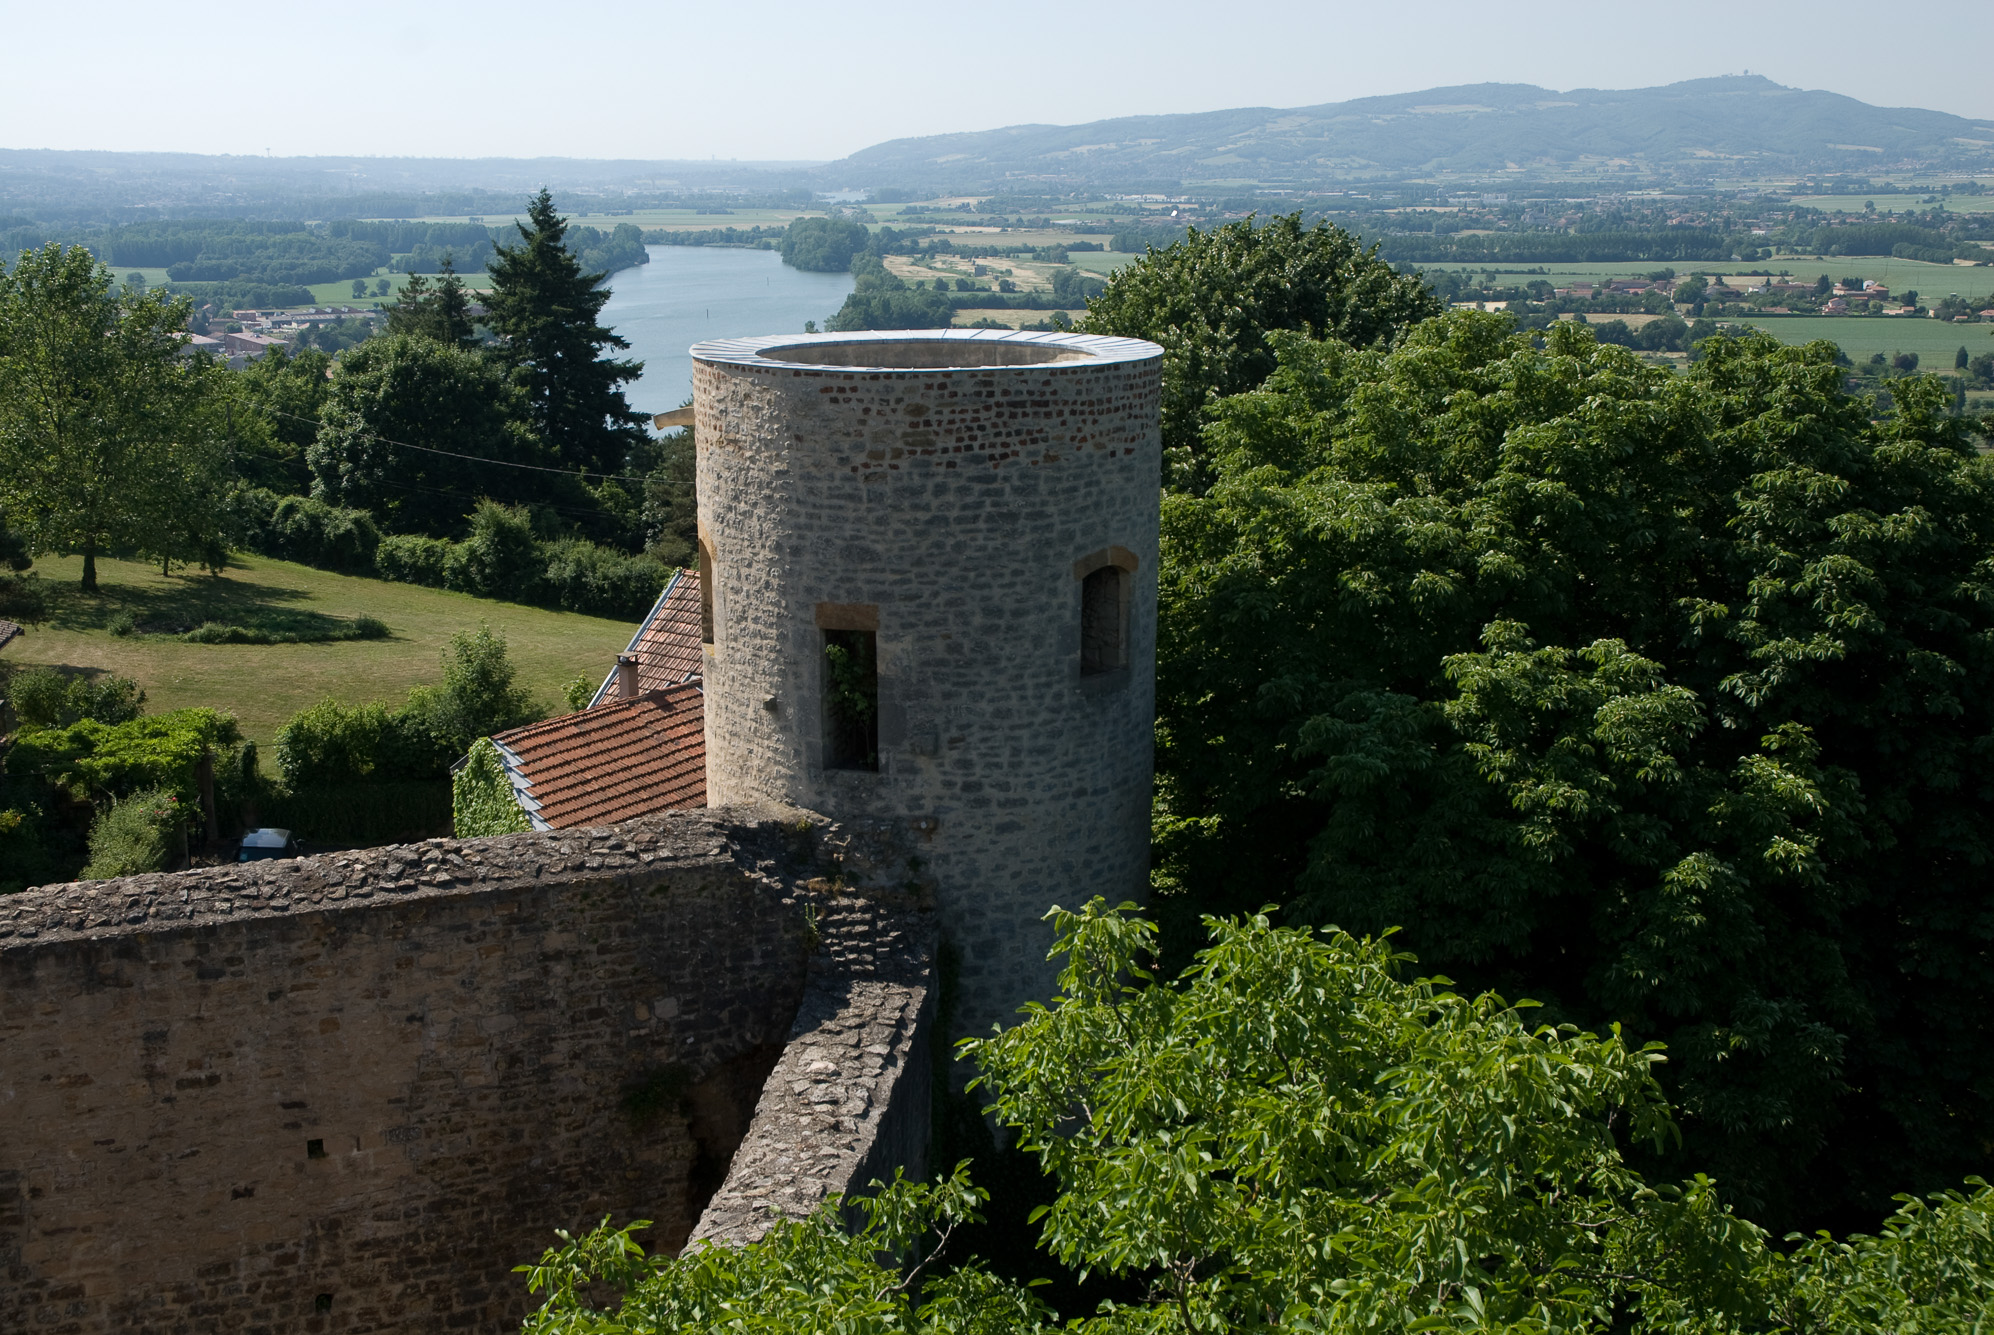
[[3, 77, 1991, 221], [827, 77, 1994, 189]]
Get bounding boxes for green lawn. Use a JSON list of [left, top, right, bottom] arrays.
[[1729, 314, 1994, 363], [3, 555, 637, 744]]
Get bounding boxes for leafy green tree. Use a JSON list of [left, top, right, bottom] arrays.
[[306, 333, 539, 535], [779, 216, 873, 273], [385, 253, 477, 349], [1152, 313, 1994, 1228], [826, 254, 953, 332], [1083, 214, 1440, 487], [512, 902, 1994, 1334], [232, 344, 335, 493], [0, 244, 224, 590], [483, 189, 647, 478]]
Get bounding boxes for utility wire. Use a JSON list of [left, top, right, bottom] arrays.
[[248, 403, 694, 489]]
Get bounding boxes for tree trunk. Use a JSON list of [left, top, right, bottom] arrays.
[[82, 544, 97, 593]]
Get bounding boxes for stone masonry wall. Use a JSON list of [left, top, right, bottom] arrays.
[[0, 808, 825, 1335], [690, 888, 934, 1247], [694, 330, 1163, 1044]]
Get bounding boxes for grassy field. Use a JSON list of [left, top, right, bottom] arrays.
[[300, 270, 494, 309], [1417, 256, 1990, 293], [953, 307, 1085, 329], [1791, 195, 1994, 213], [3, 555, 638, 744], [1729, 315, 1994, 362], [382, 207, 821, 230]]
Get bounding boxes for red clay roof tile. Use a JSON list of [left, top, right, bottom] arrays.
[[590, 570, 702, 706], [492, 682, 705, 829]]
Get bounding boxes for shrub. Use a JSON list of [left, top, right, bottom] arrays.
[[447, 501, 541, 601], [538, 537, 670, 619], [375, 532, 452, 587], [452, 737, 531, 838], [233, 487, 381, 572], [9, 668, 146, 731], [178, 617, 389, 645], [82, 786, 185, 878], [0, 575, 48, 624], [7, 708, 239, 804]]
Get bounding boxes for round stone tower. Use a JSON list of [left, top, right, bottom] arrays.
[[692, 329, 1163, 1040]]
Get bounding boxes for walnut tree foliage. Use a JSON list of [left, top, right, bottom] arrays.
[[1082, 213, 1441, 487], [513, 903, 1992, 1334], [1151, 313, 1994, 1229]]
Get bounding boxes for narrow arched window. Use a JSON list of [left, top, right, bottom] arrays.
[[1080, 567, 1127, 675], [1076, 547, 1136, 677], [697, 537, 716, 646]]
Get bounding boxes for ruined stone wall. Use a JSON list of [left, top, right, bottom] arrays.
[[693, 329, 1163, 1043], [691, 889, 934, 1248], [0, 810, 821, 1334]]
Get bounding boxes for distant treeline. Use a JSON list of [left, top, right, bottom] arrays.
[[0, 215, 651, 299], [1805, 222, 1994, 263], [642, 224, 784, 248]]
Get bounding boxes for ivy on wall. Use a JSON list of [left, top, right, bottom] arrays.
[[451, 738, 531, 838]]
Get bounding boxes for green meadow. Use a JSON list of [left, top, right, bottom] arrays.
[[3, 555, 637, 744]]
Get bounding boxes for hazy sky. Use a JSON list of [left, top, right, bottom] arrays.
[[7, 0, 1990, 162]]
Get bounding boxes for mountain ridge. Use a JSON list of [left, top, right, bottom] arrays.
[[827, 76, 1994, 187]]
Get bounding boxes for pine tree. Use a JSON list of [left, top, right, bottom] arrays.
[[384, 253, 477, 349], [482, 190, 646, 478]]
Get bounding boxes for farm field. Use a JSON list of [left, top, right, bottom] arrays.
[[1415, 255, 1989, 293], [4, 555, 638, 744], [382, 207, 821, 231], [953, 307, 1085, 329], [1729, 314, 1994, 362], [1790, 194, 1994, 213], [301, 270, 493, 308]]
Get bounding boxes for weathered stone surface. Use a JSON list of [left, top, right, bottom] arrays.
[[690, 890, 935, 1247], [694, 329, 1163, 1044], [0, 806, 855, 1334]]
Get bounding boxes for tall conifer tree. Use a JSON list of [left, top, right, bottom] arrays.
[[482, 190, 646, 478]]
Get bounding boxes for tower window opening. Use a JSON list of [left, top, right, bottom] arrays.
[[1080, 565, 1128, 675], [823, 629, 879, 771], [697, 539, 716, 645]]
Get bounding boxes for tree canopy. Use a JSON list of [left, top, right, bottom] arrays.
[[515, 902, 1993, 1334], [780, 216, 874, 273], [482, 189, 647, 478], [385, 254, 477, 349], [1083, 214, 1442, 486], [1151, 313, 1994, 1228], [0, 243, 229, 588], [305, 333, 539, 535]]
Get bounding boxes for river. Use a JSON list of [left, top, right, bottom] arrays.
[[598, 246, 855, 414]]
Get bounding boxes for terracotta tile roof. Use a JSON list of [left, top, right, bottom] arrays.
[[590, 569, 703, 707], [491, 682, 705, 829]]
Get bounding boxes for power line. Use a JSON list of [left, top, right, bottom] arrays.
[[248, 403, 694, 489]]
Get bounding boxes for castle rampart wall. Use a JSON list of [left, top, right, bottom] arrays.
[[0, 810, 822, 1334]]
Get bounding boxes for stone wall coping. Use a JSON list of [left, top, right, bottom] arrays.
[[689, 328, 1162, 373], [0, 806, 802, 953]]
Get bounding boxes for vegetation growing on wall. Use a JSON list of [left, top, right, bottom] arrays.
[[452, 737, 531, 838]]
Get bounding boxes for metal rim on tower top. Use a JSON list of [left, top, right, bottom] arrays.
[[689, 328, 1162, 373]]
